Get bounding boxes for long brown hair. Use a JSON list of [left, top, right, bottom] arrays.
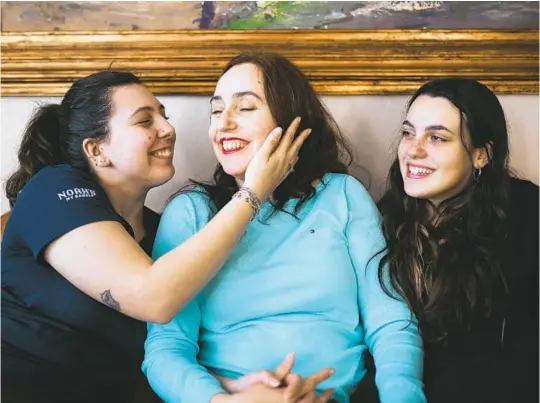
[[377, 79, 510, 341]]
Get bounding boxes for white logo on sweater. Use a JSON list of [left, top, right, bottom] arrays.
[[57, 188, 97, 201]]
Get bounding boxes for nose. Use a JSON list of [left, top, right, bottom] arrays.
[[406, 137, 427, 159], [157, 118, 175, 139], [218, 108, 238, 132]]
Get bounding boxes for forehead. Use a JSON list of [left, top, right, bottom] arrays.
[[110, 84, 160, 115], [214, 63, 264, 98], [406, 95, 461, 129]]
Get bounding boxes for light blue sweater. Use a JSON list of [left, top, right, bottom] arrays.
[[143, 174, 426, 403]]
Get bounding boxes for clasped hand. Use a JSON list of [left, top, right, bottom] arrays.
[[215, 353, 335, 403]]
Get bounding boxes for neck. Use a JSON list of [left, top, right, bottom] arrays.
[[97, 175, 148, 241]]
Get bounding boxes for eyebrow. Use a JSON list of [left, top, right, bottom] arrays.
[[210, 91, 263, 104], [130, 104, 165, 118], [402, 120, 455, 135]]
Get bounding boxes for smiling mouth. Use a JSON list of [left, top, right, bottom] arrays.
[[221, 139, 249, 154], [149, 147, 174, 159], [407, 164, 435, 178]]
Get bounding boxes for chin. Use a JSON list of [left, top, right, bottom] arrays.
[[221, 165, 246, 180], [403, 183, 435, 200], [152, 166, 175, 187]]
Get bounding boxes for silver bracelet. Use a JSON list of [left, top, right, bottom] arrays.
[[232, 187, 262, 219]]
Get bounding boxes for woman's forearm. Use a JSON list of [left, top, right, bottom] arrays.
[[144, 197, 254, 323], [46, 120, 309, 323], [143, 123, 309, 323]]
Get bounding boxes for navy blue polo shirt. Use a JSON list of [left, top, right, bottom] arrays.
[[1, 164, 160, 403]]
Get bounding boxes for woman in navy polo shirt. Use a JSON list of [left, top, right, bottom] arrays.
[[1, 71, 309, 402]]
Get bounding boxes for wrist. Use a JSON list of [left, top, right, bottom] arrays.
[[242, 180, 268, 202], [232, 187, 263, 219]]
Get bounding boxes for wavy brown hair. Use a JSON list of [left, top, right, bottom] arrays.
[[189, 52, 352, 218], [377, 79, 511, 341]]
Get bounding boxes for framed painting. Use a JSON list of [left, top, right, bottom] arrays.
[[1, 1, 538, 96]]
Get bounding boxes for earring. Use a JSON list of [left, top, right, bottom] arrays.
[[473, 167, 482, 181], [94, 157, 110, 167]]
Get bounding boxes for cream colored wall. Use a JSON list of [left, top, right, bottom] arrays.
[[2, 95, 538, 214]]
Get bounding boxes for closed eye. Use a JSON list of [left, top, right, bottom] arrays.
[[430, 135, 447, 142], [211, 110, 223, 115], [401, 129, 414, 137]]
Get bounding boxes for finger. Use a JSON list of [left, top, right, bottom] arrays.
[[316, 389, 335, 403], [287, 155, 299, 173], [274, 352, 295, 381], [304, 368, 334, 391], [275, 116, 302, 155], [255, 127, 283, 161], [248, 370, 282, 388], [230, 370, 281, 393], [283, 373, 303, 402], [288, 128, 312, 158], [298, 390, 317, 403]]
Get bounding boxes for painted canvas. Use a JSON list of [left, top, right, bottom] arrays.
[[2, 1, 538, 32]]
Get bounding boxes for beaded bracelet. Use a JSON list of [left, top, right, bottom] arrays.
[[232, 186, 262, 219]]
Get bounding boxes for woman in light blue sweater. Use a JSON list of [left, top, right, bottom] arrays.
[[143, 53, 426, 403]]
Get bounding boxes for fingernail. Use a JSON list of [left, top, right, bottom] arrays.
[[272, 127, 283, 137], [269, 378, 280, 387], [306, 128, 312, 135]]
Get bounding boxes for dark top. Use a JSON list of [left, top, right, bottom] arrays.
[[1, 164, 160, 403], [423, 177, 539, 403], [352, 177, 539, 403]]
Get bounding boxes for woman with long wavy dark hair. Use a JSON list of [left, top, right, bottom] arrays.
[[376, 78, 538, 403], [143, 53, 426, 403]]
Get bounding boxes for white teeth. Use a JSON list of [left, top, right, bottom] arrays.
[[153, 148, 172, 157], [222, 140, 247, 151], [409, 166, 434, 175]]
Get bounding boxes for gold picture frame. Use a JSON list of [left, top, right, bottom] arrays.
[[1, 29, 538, 96]]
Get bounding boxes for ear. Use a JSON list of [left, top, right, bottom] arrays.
[[82, 138, 110, 168], [472, 142, 492, 169]]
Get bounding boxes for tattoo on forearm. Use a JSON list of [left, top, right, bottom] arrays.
[[100, 290, 121, 312]]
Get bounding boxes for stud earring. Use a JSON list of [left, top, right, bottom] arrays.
[[95, 157, 110, 167]]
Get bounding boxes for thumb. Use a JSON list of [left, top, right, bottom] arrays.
[[240, 371, 281, 390], [255, 127, 283, 160], [275, 352, 295, 381]]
